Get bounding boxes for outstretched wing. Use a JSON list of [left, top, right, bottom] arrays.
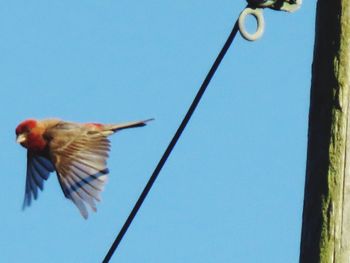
[[49, 129, 111, 219], [23, 152, 55, 209]]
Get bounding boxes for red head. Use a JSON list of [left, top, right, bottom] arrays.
[[15, 119, 37, 136], [16, 119, 47, 152]]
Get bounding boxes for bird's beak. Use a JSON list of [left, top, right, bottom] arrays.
[[16, 134, 26, 144]]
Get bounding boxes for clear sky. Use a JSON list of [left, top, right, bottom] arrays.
[[0, 1, 316, 262]]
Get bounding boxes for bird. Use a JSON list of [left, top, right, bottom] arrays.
[[15, 118, 152, 219]]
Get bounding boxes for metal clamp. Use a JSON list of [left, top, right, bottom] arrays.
[[238, 0, 302, 42], [247, 0, 302, 12]]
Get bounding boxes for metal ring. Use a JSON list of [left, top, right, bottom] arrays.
[[238, 7, 265, 41]]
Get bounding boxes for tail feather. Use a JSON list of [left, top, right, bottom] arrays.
[[107, 119, 154, 132]]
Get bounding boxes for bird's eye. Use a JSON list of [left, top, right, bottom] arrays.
[[24, 126, 31, 133], [17, 127, 29, 136]]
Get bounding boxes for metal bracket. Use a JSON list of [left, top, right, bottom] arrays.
[[247, 0, 302, 12], [238, 0, 302, 41]]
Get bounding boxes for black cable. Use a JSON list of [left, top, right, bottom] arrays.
[[103, 14, 241, 263]]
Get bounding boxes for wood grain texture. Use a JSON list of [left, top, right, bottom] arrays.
[[300, 0, 350, 262]]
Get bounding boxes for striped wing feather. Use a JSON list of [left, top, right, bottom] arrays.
[[23, 153, 55, 208], [50, 132, 111, 219]]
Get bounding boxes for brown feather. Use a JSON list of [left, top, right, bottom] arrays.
[[46, 121, 111, 218], [18, 118, 152, 218]]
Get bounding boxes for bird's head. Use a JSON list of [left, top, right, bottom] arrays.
[[16, 119, 47, 152]]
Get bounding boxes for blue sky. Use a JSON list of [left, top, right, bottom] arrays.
[[0, 1, 315, 262]]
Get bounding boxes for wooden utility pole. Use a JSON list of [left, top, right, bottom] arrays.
[[300, 0, 350, 262]]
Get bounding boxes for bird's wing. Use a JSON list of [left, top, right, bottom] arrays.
[[23, 152, 55, 209], [49, 129, 110, 219]]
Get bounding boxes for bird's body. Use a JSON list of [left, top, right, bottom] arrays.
[[15, 118, 151, 218]]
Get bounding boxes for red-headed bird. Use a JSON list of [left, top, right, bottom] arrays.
[[15, 118, 152, 219]]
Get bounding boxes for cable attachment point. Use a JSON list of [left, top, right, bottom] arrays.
[[238, 0, 302, 42], [247, 0, 302, 12], [238, 7, 264, 42]]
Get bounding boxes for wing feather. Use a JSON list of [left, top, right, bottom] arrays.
[[34, 157, 55, 176], [23, 153, 55, 209], [70, 163, 107, 191], [31, 160, 46, 189], [69, 168, 101, 201], [49, 129, 111, 218], [61, 175, 89, 219], [66, 174, 97, 211], [29, 170, 38, 199]]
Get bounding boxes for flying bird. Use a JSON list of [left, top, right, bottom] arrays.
[[15, 118, 152, 219]]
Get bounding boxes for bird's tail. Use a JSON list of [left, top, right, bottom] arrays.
[[106, 119, 154, 132]]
